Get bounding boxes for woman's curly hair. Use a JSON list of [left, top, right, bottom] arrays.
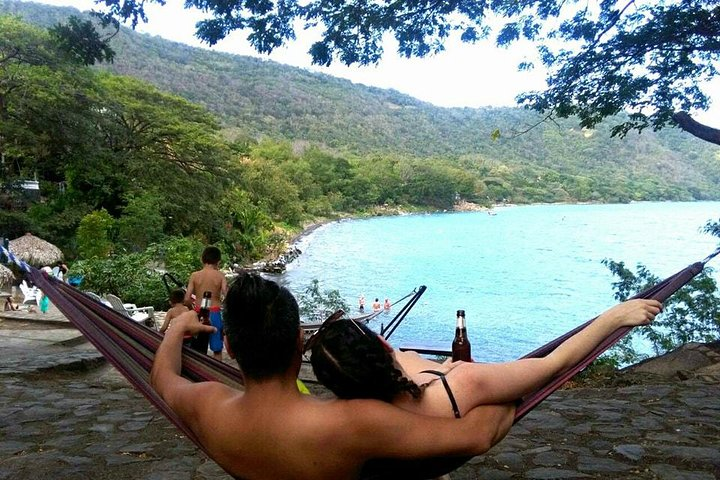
[[310, 320, 421, 402]]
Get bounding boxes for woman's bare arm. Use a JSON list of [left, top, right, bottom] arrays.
[[452, 299, 662, 408]]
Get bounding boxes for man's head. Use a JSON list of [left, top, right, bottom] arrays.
[[224, 273, 300, 380], [201, 246, 222, 265]]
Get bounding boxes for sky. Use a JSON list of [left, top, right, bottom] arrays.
[[32, 0, 720, 124]]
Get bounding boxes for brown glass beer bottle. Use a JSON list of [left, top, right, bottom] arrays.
[[198, 291, 212, 325], [451, 309, 472, 362]]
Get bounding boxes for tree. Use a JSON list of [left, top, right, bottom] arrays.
[[76, 209, 115, 259], [86, 1, 720, 145], [602, 258, 720, 365], [0, 16, 96, 178], [88, 73, 233, 233]]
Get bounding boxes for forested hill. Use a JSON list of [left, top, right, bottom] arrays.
[[7, 1, 720, 200]]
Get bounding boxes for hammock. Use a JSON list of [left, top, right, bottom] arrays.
[[2, 245, 718, 479]]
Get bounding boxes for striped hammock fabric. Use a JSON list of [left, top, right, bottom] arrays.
[[3, 244, 718, 479]]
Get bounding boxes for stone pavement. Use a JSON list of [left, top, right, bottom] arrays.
[[1, 311, 718, 479]]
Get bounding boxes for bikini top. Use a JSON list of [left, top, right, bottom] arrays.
[[419, 369, 461, 419]]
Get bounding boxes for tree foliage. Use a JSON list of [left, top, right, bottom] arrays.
[[2, 9, 720, 311], [76, 209, 115, 259], [83, 0, 720, 145], [297, 279, 349, 324], [602, 258, 720, 366]]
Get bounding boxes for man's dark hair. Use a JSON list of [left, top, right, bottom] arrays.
[[169, 288, 185, 305], [201, 246, 222, 265], [224, 273, 300, 379], [311, 321, 421, 403]]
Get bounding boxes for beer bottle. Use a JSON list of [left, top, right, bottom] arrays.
[[451, 309, 472, 362], [198, 291, 212, 325]]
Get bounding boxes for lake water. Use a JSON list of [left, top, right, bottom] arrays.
[[275, 202, 720, 362]]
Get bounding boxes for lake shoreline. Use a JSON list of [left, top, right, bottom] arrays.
[[286, 199, 715, 253], [276, 201, 720, 360], [287, 201, 511, 251]]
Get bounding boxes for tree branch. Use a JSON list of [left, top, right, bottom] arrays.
[[672, 111, 720, 146]]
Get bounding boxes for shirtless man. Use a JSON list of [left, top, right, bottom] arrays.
[[151, 273, 514, 480], [185, 246, 228, 360]]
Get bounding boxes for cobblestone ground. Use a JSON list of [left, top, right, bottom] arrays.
[[0, 366, 233, 480], [1, 310, 718, 480], [1, 365, 718, 480], [455, 375, 720, 480]]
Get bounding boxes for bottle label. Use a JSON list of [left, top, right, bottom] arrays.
[[201, 291, 212, 309]]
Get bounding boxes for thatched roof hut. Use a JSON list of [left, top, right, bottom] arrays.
[[8, 233, 63, 267], [0, 264, 14, 289]]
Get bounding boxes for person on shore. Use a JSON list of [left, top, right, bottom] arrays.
[[159, 289, 191, 341], [372, 298, 381, 312], [151, 273, 514, 480], [310, 299, 662, 419], [185, 246, 228, 360], [3, 295, 18, 311], [52, 262, 68, 282]]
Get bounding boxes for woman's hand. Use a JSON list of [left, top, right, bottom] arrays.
[[600, 299, 663, 328]]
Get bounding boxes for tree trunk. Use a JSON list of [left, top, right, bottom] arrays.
[[672, 111, 720, 146]]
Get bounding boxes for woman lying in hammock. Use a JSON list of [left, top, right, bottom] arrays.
[[309, 299, 662, 418]]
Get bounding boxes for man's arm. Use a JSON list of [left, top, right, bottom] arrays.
[[150, 311, 217, 422], [342, 398, 514, 461]]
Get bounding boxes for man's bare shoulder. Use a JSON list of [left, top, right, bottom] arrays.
[[302, 397, 412, 439], [174, 381, 244, 430]]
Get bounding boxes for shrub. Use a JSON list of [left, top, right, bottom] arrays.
[[72, 236, 211, 310], [77, 209, 115, 259], [602, 259, 720, 365], [296, 279, 349, 324], [0, 211, 40, 240], [116, 192, 166, 252]]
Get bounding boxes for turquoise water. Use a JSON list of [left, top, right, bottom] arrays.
[[275, 202, 720, 362]]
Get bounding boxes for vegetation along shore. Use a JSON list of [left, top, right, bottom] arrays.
[[0, 1, 717, 365]]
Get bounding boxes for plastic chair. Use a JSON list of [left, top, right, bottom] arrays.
[[104, 293, 156, 329], [19, 280, 39, 306]]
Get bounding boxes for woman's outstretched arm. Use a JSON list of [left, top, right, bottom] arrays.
[[452, 298, 662, 409]]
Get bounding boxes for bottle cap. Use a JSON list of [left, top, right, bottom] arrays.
[[457, 309, 465, 317]]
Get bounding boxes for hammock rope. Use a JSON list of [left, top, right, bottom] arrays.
[[514, 251, 719, 421], [3, 244, 717, 479]]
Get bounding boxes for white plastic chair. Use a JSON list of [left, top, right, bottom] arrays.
[[19, 280, 39, 306], [84, 291, 112, 308], [104, 293, 156, 328]]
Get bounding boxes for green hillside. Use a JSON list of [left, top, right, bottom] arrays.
[[5, 0, 720, 202]]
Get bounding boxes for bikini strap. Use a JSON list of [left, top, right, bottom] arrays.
[[419, 370, 461, 419]]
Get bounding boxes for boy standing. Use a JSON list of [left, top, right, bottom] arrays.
[[185, 246, 228, 360]]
